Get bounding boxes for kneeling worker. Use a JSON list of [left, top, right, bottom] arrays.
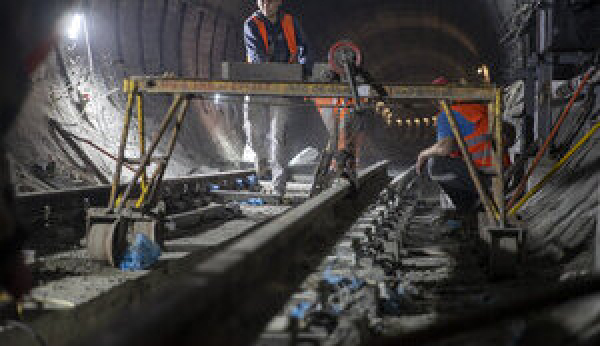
[[416, 77, 514, 212]]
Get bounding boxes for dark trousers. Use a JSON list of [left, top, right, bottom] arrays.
[[426, 156, 488, 211]]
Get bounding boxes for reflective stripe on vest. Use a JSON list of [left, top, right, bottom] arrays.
[[465, 133, 492, 147], [249, 14, 298, 63], [447, 104, 510, 169]]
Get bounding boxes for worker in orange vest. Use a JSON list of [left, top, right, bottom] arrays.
[[243, 0, 312, 198], [416, 77, 514, 211], [313, 97, 362, 176]]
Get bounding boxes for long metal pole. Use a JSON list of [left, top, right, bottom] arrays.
[[135, 93, 148, 208], [439, 100, 498, 223], [492, 90, 506, 227], [115, 94, 184, 213], [82, 8, 94, 78], [143, 98, 191, 206], [108, 88, 136, 210]]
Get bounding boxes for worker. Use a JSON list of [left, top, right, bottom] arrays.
[[416, 77, 514, 212], [313, 96, 366, 180], [244, 0, 312, 198]]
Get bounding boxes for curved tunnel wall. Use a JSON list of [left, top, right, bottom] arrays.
[[6, 0, 513, 190]]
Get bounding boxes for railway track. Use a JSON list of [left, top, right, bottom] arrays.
[[1, 161, 389, 346], [2, 161, 587, 346]]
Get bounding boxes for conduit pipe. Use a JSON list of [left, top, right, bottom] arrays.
[[509, 119, 600, 216], [507, 67, 596, 210]]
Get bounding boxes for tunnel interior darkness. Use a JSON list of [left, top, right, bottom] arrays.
[[7, 0, 513, 190]]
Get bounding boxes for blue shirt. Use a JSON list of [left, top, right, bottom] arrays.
[[437, 110, 475, 141], [244, 11, 313, 74]]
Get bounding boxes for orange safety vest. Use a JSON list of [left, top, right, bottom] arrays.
[[249, 13, 298, 63], [446, 103, 511, 169]]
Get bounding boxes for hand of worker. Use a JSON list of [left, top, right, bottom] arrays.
[[416, 151, 428, 175]]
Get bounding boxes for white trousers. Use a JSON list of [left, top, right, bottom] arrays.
[[243, 96, 291, 194]]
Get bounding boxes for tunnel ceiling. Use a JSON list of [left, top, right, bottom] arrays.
[[199, 0, 509, 80], [289, 0, 507, 83], [179, 0, 509, 83]]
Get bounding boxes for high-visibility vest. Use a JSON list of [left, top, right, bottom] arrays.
[[248, 13, 298, 63], [445, 103, 511, 169]]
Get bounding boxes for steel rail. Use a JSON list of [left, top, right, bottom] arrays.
[[127, 76, 497, 101], [74, 161, 390, 346], [15, 170, 254, 218]]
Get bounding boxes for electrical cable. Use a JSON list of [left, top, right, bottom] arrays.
[[509, 119, 600, 215], [507, 67, 596, 210], [553, 84, 598, 158]]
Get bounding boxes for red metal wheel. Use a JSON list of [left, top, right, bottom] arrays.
[[328, 40, 362, 76]]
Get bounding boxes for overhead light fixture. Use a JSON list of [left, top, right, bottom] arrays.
[[67, 13, 84, 40], [477, 64, 490, 83]]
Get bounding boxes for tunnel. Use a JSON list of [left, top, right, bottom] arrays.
[[2, 0, 600, 345], [6, 0, 513, 191]]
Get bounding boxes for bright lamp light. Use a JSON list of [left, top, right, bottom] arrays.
[[67, 13, 83, 40]]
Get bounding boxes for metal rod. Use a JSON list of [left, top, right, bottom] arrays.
[[47, 118, 110, 184], [493, 89, 506, 227], [334, 101, 340, 153], [115, 94, 184, 213], [438, 100, 498, 223], [507, 67, 595, 210], [142, 98, 190, 207], [509, 120, 600, 216], [343, 62, 361, 106], [130, 77, 497, 101], [143, 162, 166, 208], [82, 10, 94, 78], [69, 132, 135, 172], [108, 87, 136, 210], [216, 98, 364, 108], [135, 93, 147, 208]]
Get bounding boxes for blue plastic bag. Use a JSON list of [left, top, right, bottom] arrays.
[[235, 178, 245, 189], [247, 198, 265, 206], [120, 233, 162, 271], [247, 175, 257, 187], [290, 301, 312, 319]]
